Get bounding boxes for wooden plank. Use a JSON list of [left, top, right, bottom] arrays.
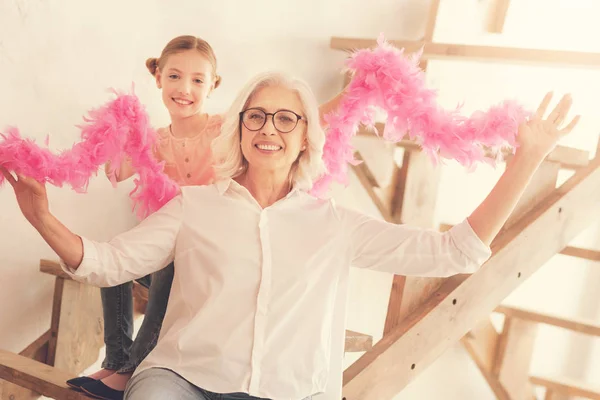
[[545, 391, 568, 400], [383, 150, 442, 336], [560, 246, 600, 261], [545, 146, 590, 170], [493, 317, 538, 399], [488, 0, 511, 33], [46, 278, 65, 367], [39, 259, 71, 280], [0, 349, 88, 400], [461, 319, 510, 399], [418, 0, 441, 71], [0, 331, 52, 400], [342, 157, 600, 399], [351, 151, 393, 222], [344, 330, 373, 353], [502, 161, 560, 232], [357, 129, 589, 170], [495, 305, 600, 336], [422, 0, 440, 41], [330, 37, 600, 67], [440, 228, 600, 262], [531, 375, 600, 399], [53, 280, 103, 375], [20, 330, 52, 360]]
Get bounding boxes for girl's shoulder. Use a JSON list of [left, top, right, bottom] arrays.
[[205, 114, 224, 140], [155, 126, 171, 141]]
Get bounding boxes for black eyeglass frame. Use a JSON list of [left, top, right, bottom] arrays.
[[239, 108, 305, 133]]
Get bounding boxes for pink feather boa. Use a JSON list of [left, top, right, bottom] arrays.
[[310, 35, 530, 196], [0, 90, 179, 218], [0, 35, 530, 215]]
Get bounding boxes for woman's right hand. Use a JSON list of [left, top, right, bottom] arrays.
[[1, 166, 50, 226]]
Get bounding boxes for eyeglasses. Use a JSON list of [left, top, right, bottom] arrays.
[[239, 108, 304, 133]]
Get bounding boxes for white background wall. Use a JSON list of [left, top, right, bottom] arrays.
[[1, 0, 600, 398]]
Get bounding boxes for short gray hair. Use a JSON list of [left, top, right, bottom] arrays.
[[211, 71, 327, 191]]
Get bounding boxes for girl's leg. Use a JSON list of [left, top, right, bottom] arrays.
[[97, 282, 135, 373], [99, 262, 175, 391]]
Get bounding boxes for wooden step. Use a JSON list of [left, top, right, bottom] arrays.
[[0, 349, 88, 400], [344, 330, 373, 353], [531, 375, 600, 399], [495, 305, 600, 337]]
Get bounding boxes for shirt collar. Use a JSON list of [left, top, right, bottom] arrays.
[[215, 178, 302, 200], [215, 178, 233, 195]]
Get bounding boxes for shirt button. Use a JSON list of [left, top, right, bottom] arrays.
[[187, 173, 191, 178]]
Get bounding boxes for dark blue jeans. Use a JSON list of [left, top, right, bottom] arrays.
[[100, 262, 174, 373]]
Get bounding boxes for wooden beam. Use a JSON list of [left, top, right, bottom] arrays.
[[501, 161, 560, 232], [493, 317, 538, 399], [559, 246, 600, 261], [53, 280, 103, 374], [488, 0, 511, 33], [464, 161, 557, 400], [357, 128, 589, 170], [495, 305, 600, 337], [46, 277, 65, 367], [383, 150, 442, 336], [543, 389, 569, 400], [531, 376, 600, 400], [0, 331, 53, 400], [342, 157, 600, 399], [351, 151, 393, 222], [417, 0, 441, 71], [460, 319, 510, 399], [331, 37, 600, 67], [40, 259, 71, 280], [438, 229, 600, 263], [422, 0, 440, 41], [344, 330, 373, 353], [20, 330, 52, 360], [0, 349, 88, 400]]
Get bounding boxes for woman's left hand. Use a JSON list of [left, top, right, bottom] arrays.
[[516, 92, 580, 161]]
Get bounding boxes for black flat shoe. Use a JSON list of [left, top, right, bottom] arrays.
[[66, 376, 97, 391], [81, 380, 124, 400]]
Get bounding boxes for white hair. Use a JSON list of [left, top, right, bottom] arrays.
[[211, 71, 327, 192]]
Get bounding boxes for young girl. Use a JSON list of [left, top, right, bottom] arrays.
[[67, 35, 347, 400], [66, 35, 224, 400]]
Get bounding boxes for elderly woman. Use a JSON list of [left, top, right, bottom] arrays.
[[1, 71, 577, 400]]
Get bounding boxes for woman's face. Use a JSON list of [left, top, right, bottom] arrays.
[[239, 85, 307, 175]]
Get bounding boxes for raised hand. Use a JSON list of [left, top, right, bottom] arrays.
[[0, 166, 49, 226], [516, 92, 580, 160]]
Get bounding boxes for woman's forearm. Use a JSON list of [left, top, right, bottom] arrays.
[[467, 152, 544, 246], [32, 213, 84, 269]]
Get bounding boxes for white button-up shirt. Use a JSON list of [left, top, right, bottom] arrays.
[[63, 179, 491, 400]]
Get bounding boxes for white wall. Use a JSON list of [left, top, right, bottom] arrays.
[[1, 0, 600, 399]]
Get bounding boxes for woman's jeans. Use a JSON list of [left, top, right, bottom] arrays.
[[100, 262, 174, 373], [125, 368, 314, 400]]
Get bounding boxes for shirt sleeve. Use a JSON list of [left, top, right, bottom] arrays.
[[60, 194, 184, 287], [344, 208, 492, 277]]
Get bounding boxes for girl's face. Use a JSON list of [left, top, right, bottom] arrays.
[[155, 50, 215, 120]]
